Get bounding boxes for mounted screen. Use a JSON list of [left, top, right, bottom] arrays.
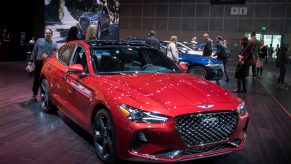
[[44, 0, 120, 46]]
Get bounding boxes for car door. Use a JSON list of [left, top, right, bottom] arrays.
[[63, 44, 93, 125], [49, 43, 76, 109]]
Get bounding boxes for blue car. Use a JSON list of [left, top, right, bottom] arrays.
[[160, 41, 223, 80], [126, 39, 223, 80], [178, 53, 223, 80]]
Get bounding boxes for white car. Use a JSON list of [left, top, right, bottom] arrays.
[[162, 41, 217, 57]]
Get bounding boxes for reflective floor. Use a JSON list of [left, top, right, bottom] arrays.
[[0, 60, 290, 164]]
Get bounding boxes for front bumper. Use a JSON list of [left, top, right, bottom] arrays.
[[116, 111, 249, 162]]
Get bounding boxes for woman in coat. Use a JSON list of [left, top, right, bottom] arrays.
[[166, 36, 179, 63], [233, 37, 252, 93]]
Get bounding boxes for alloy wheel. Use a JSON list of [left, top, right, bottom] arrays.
[[189, 66, 207, 79], [40, 79, 49, 110], [93, 110, 115, 162]]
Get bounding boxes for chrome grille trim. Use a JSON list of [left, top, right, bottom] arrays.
[[174, 111, 238, 147]]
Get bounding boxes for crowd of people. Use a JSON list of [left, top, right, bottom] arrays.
[[24, 27, 289, 100], [144, 31, 289, 93]]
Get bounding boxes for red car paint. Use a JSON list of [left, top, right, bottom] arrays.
[[41, 40, 249, 162]]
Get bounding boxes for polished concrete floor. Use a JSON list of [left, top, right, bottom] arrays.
[[0, 60, 290, 164]]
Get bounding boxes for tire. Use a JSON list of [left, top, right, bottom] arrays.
[[93, 109, 117, 163], [40, 79, 56, 113], [188, 66, 208, 79]]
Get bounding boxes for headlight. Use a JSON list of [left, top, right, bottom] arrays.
[[179, 61, 189, 66], [119, 104, 169, 123], [206, 63, 221, 68], [237, 102, 246, 114]]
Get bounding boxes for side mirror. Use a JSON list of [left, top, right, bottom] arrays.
[[178, 63, 188, 72], [67, 64, 84, 74]]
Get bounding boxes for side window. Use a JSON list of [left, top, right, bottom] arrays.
[[57, 44, 76, 65], [71, 45, 88, 73]]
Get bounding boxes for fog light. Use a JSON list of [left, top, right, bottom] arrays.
[[229, 139, 242, 147]]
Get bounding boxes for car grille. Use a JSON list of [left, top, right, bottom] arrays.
[[80, 17, 90, 32], [174, 111, 238, 147]]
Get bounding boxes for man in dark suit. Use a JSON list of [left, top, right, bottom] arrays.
[[202, 33, 213, 57], [145, 30, 160, 50]]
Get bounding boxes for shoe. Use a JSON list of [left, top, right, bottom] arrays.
[[241, 90, 247, 93], [275, 84, 281, 87], [252, 76, 257, 79], [30, 95, 37, 101], [232, 89, 241, 93]]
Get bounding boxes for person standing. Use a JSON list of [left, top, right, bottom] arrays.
[[112, 0, 120, 23], [249, 32, 260, 78], [233, 37, 252, 93], [215, 36, 229, 82], [166, 36, 179, 64], [86, 24, 97, 40], [28, 37, 35, 52], [257, 40, 267, 79], [268, 44, 274, 61], [223, 39, 231, 59], [276, 44, 289, 87], [66, 26, 81, 42], [145, 30, 160, 50], [29, 28, 58, 100], [202, 33, 213, 57]]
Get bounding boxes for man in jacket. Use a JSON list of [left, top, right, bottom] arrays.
[[202, 33, 213, 57], [29, 28, 58, 100], [145, 30, 160, 50], [249, 32, 260, 78]]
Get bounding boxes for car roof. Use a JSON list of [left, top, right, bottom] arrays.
[[86, 40, 150, 48]]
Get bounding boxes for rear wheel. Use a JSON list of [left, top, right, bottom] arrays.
[[188, 66, 207, 79], [93, 109, 117, 163], [40, 79, 56, 113]]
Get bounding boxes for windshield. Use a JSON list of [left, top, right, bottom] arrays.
[[183, 42, 201, 51], [91, 47, 182, 74]]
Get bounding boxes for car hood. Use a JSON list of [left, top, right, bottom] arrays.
[[179, 53, 222, 64], [94, 73, 236, 109]]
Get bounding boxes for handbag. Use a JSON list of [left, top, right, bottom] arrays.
[[25, 62, 35, 77]]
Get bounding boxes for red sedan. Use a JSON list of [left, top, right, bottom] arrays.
[[40, 40, 249, 163]]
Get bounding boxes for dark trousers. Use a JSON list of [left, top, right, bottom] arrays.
[[223, 62, 229, 80], [278, 64, 286, 85], [256, 67, 263, 77], [250, 63, 256, 77], [237, 78, 246, 91], [32, 60, 43, 96]]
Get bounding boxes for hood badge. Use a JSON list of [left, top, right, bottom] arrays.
[[197, 104, 214, 109]]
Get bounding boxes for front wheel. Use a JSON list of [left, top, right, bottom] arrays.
[[40, 79, 56, 113], [93, 109, 117, 163], [188, 66, 207, 79]]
